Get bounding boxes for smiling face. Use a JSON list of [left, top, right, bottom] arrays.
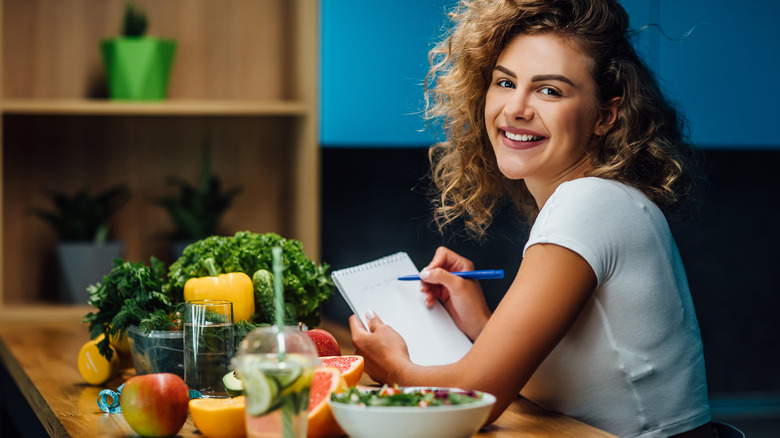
[[485, 32, 613, 205]]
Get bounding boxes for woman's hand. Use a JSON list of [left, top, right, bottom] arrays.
[[349, 312, 411, 384], [420, 247, 492, 341]]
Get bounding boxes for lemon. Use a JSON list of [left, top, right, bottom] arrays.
[[109, 330, 131, 354], [77, 334, 119, 386]]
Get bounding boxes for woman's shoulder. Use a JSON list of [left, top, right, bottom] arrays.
[[556, 177, 631, 196], [540, 177, 665, 232], [551, 177, 647, 210]]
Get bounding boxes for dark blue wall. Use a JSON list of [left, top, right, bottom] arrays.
[[320, 147, 780, 395]]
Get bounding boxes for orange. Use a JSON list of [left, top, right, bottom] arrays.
[[319, 355, 364, 387], [77, 334, 119, 386], [189, 395, 247, 438], [307, 367, 347, 438]]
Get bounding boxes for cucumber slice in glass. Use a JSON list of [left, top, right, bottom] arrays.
[[264, 363, 302, 389], [243, 368, 279, 416]]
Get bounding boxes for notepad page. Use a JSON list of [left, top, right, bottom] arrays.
[[332, 252, 473, 366]]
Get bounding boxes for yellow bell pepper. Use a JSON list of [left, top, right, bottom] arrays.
[[184, 258, 255, 322]]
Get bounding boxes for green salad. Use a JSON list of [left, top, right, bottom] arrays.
[[331, 385, 483, 408]]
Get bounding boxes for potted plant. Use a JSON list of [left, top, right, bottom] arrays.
[[156, 145, 243, 258], [32, 184, 132, 303], [100, 2, 177, 100]]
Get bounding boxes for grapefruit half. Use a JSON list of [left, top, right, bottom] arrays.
[[307, 367, 347, 438], [319, 355, 364, 387]]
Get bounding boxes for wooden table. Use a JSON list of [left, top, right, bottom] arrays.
[[0, 306, 615, 437]]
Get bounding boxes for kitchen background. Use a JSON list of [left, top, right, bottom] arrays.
[[318, 1, 780, 436]]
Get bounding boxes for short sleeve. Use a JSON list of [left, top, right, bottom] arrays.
[[523, 178, 645, 285]]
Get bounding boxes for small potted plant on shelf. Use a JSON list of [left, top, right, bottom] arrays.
[[156, 145, 243, 258], [32, 184, 131, 304], [100, 1, 177, 100]]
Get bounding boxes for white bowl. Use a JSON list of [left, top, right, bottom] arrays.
[[327, 387, 496, 438]]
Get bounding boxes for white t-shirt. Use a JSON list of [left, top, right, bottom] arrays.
[[521, 177, 710, 438]]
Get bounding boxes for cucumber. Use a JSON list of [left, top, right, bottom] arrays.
[[222, 370, 244, 397], [242, 368, 279, 416]]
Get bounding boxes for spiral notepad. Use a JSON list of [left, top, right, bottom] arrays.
[[332, 252, 473, 366]]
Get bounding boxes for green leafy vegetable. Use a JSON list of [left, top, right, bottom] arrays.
[[83, 231, 333, 361], [83, 257, 172, 360], [331, 386, 483, 407], [167, 231, 334, 328]]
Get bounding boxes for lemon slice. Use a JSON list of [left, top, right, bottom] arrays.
[[280, 367, 313, 398]]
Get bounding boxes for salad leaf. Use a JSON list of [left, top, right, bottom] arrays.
[[331, 385, 482, 407]]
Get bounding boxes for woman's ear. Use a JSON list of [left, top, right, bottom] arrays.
[[594, 97, 621, 135]]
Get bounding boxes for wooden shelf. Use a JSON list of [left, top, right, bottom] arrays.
[[0, 0, 321, 307], [1, 98, 311, 116]]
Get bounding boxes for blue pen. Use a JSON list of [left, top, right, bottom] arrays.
[[398, 269, 504, 281]]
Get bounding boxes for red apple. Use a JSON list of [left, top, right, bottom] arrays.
[[305, 328, 341, 356], [120, 373, 189, 437]]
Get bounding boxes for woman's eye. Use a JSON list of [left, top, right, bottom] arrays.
[[539, 87, 561, 97], [496, 79, 515, 89]]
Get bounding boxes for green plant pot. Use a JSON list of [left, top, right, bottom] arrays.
[[100, 37, 177, 100]]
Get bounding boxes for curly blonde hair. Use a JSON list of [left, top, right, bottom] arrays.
[[425, 0, 698, 238]]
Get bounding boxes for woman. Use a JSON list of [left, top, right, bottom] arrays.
[[349, 0, 712, 437]]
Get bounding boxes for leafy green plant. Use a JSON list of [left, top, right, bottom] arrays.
[[83, 257, 177, 360], [167, 231, 334, 328], [122, 2, 148, 37], [156, 147, 243, 241], [32, 184, 131, 244], [83, 231, 334, 360]]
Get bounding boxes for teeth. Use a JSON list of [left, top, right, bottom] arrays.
[[504, 131, 542, 142]]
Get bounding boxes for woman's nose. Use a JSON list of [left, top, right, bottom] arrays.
[[503, 91, 534, 120]]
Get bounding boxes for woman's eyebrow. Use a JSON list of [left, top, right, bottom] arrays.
[[531, 74, 576, 87], [494, 66, 577, 88], [494, 65, 516, 78]]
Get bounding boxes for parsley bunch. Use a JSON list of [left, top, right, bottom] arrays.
[[83, 257, 175, 360]]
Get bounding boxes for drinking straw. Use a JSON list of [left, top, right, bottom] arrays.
[[272, 246, 295, 438], [272, 246, 286, 332], [271, 246, 286, 359]]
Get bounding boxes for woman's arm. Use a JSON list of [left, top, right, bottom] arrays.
[[350, 243, 597, 424]]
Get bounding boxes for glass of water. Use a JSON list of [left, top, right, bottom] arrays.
[[184, 300, 234, 397], [233, 326, 320, 438]]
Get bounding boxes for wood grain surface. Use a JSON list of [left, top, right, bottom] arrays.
[[0, 314, 616, 437]]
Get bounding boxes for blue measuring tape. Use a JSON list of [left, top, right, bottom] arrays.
[[97, 383, 202, 413]]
